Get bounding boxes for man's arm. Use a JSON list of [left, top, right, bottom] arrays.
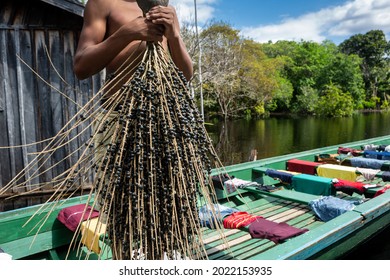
[[73, 0, 164, 80]]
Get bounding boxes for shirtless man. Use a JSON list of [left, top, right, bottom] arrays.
[[73, 0, 193, 84]]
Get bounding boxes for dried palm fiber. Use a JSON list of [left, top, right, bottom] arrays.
[[92, 41, 230, 260], [0, 1, 232, 260]]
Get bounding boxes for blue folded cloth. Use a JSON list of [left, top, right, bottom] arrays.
[[199, 204, 239, 229], [382, 171, 390, 182], [349, 157, 384, 170], [364, 150, 390, 160], [308, 196, 363, 222], [265, 169, 294, 183]]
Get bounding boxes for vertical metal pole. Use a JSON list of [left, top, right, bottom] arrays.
[[194, 0, 204, 120]]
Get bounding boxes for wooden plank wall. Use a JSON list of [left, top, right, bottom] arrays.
[[0, 0, 104, 209]]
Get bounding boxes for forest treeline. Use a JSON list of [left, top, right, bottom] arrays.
[[181, 22, 390, 119]]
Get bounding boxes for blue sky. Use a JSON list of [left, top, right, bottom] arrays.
[[170, 0, 390, 44]]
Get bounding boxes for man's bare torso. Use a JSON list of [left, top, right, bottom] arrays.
[[74, 0, 191, 85], [104, 0, 146, 75]]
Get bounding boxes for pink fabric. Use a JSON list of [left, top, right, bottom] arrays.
[[57, 204, 99, 232]]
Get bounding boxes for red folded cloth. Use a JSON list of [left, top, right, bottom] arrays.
[[223, 212, 259, 229], [337, 147, 362, 156], [287, 159, 321, 175], [57, 204, 99, 232], [374, 185, 390, 197], [332, 179, 366, 195]]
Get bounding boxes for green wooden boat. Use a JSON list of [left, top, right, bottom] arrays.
[[1, 135, 390, 260]]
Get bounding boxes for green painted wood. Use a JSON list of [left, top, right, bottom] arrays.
[[0, 195, 90, 244], [0, 195, 90, 220], [1, 227, 75, 259], [310, 210, 390, 259], [48, 249, 61, 260], [244, 187, 320, 204], [352, 190, 390, 219]]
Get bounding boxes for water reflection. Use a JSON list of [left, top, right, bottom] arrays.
[[207, 112, 390, 165]]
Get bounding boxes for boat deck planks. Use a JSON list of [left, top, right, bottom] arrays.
[[201, 190, 322, 260]]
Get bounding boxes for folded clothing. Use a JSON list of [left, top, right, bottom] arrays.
[[223, 212, 259, 229], [224, 178, 258, 193], [57, 204, 100, 232], [356, 167, 381, 181], [362, 144, 390, 152], [248, 218, 308, 244], [332, 179, 366, 195], [80, 218, 107, 254], [374, 185, 390, 197], [291, 174, 334, 196], [364, 150, 390, 160], [309, 196, 363, 222], [316, 153, 340, 164], [265, 169, 294, 184], [316, 164, 358, 182], [212, 174, 233, 190], [256, 184, 282, 192], [350, 157, 384, 170], [286, 159, 321, 175], [338, 147, 362, 156], [381, 171, 390, 182], [199, 204, 239, 229]]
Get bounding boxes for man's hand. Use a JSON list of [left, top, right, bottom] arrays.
[[123, 16, 165, 42], [145, 5, 180, 41]]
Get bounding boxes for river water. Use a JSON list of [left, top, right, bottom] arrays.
[[206, 111, 390, 260], [206, 111, 390, 165]]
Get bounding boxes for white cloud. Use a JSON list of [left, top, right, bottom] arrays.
[[170, 0, 218, 24], [240, 0, 390, 43], [169, 0, 390, 43]]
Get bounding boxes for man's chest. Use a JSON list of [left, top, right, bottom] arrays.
[[107, 3, 143, 33]]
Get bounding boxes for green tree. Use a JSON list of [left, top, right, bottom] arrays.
[[291, 86, 319, 115], [239, 39, 292, 116], [339, 30, 390, 104], [318, 52, 365, 109], [263, 40, 366, 114], [315, 84, 354, 117]]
